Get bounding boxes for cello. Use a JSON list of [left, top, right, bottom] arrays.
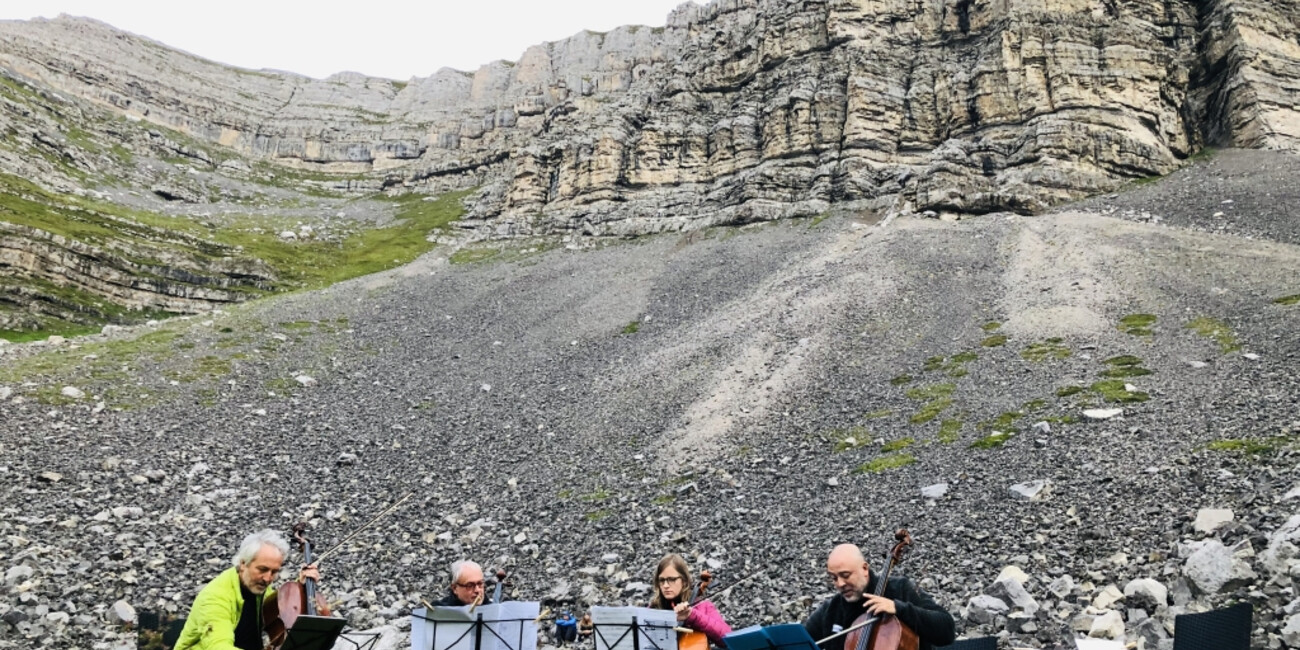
[[263, 523, 331, 650], [841, 529, 919, 650], [677, 570, 713, 650], [262, 493, 413, 649]]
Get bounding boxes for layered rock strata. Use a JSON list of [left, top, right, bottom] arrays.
[[0, 220, 275, 328], [0, 0, 1297, 236]]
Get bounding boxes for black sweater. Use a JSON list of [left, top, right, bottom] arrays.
[[802, 574, 955, 650]]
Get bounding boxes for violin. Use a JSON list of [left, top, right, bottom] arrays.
[[841, 530, 919, 650], [677, 571, 713, 650], [262, 523, 332, 650]]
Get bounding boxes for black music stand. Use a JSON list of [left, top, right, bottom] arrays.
[[281, 615, 347, 650], [412, 608, 538, 650], [330, 625, 385, 650], [592, 618, 678, 650], [724, 624, 820, 650]]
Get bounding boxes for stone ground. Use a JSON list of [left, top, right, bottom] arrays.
[[1, 150, 1299, 649]]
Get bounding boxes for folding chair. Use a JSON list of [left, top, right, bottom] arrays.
[[1172, 602, 1252, 650]]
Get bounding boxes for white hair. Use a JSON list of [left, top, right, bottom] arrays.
[[232, 529, 290, 568], [450, 560, 482, 584]]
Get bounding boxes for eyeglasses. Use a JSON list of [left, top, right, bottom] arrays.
[[656, 576, 684, 586], [455, 581, 485, 590]]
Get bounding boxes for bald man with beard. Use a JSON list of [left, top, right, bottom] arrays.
[[802, 544, 955, 650]]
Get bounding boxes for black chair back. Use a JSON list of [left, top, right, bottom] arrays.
[[1173, 602, 1252, 650]]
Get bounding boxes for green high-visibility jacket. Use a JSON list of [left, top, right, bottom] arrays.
[[175, 567, 277, 650]]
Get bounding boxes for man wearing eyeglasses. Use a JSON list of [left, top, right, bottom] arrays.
[[803, 544, 954, 650], [434, 560, 488, 606]]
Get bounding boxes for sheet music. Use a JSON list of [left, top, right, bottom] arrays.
[[590, 606, 677, 650], [411, 603, 540, 650]]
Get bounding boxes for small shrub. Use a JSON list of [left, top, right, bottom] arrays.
[[1275, 295, 1300, 306], [621, 321, 640, 334]]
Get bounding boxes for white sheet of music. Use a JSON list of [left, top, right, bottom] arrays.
[[411, 602, 540, 650], [590, 606, 678, 650]]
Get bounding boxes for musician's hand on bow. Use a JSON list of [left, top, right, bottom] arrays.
[[673, 601, 692, 622], [861, 594, 896, 616], [297, 562, 321, 583]]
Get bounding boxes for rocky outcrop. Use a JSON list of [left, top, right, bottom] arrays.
[[0, 220, 274, 328], [0, 1, 1298, 235]]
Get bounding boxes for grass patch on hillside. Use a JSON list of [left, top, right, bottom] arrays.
[[1, 173, 472, 336], [970, 431, 1013, 449], [621, 321, 640, 335], [855, 453, 916, 474], [1185, 317, 1240, 353], [1022, 338, 1071, 362], [981, 322, 1002, 331], [1204, 436, 1297, 455], [1090, 379, 1150, 403], [1101, 355, 1153, 378], [580, 488, 612, 503], [831, 426, 872, 453], [226, 189, 471, 287], [163, 355, 233, 383], [1119, 314, 1157, 336], [923, 350, 980, 376], [890, 374, 913, 386], [981, 334, 1007, 347], [906, 383, 956, 401], [865, 409, 893, 419], [1056, 385, 1086, 397], [1275, 295, 1300, 306], [910, 398, 953, 424], [584, 509, 614, 521], [0, 327, 188, 405], [881, 437, 914, 452], [938, 419, 963, 444]]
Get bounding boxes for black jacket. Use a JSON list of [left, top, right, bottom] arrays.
[[803, 574, 955, 650], [433, 590, 470, 607]]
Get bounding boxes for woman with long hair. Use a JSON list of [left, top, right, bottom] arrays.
[[649, 554, 731, 647]]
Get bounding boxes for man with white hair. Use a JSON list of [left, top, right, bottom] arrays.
[[174, 529, 321, 650], [433, 560, 487, 606], [803, 543, 954, 650]]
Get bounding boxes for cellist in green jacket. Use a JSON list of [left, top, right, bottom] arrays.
[[175, 529, 320, 650]]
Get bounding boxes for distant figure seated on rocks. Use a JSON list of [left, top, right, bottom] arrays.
[[650, 554, 732, 647], [803, 544, 955, 650], [174, 529, 322, 650], [555, 610, 578, 644], [434, 560, 487, 606], [577, 612, 594, 643]]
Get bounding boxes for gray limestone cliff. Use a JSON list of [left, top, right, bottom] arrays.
[[0, 1, 1298, 232]]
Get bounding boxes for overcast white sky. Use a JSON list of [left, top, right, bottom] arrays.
[[0, 1, 695, 80]]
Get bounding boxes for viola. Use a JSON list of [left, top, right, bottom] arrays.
[[263, 523, 331, 650], [841, 530, 919, 650]]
